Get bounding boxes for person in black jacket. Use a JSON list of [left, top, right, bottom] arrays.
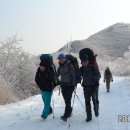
[[80, 56, 101, 122], [104, 67, 113, 92], [35, 62, 54, 119]]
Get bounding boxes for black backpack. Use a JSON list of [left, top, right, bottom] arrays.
[[40, 54, 53, 66], [105, 69, 111, 77], [79, 48, 98, 68], [40, 54, 56, 85], [65, 54, 81, 83]]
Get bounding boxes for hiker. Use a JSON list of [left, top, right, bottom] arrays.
[[104, 67, 113, 92], [79, 48, 101, 122], [56, 54, 76, 121], [35, 54, 56, 120]]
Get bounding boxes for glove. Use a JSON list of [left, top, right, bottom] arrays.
[[53, 79, 60, 87], [111, 79, 113, 82], [103, 80, 105, 82]]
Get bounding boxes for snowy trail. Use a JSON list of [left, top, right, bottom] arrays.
[[0, 76, 130, 130]]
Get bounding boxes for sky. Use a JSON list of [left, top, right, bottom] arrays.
[[0, 0, 130, 55]]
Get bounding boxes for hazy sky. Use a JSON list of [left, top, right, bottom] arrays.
[[0, 0, 130, 55]]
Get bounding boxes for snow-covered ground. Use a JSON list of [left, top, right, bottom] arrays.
[[0, 76, 130, 130]]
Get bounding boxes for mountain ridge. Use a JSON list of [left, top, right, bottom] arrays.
[[57, 22, 130, 59]]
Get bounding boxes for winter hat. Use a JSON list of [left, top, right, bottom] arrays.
[[57, 54, 65, 59]]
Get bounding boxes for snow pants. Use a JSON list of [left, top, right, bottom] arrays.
[[106, 78, 111, 91], [61, 84, 74, 117], [41, 91, 52, 118], [84, 87, 99, 118]]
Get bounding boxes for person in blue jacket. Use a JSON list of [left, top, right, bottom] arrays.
[[35, 62, 54, 119]]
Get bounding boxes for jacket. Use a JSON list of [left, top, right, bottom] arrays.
[[80, 64, 101, 88], [35, 68, 53, 92], [104, 69, 113, 81], [56, 59, 76, 87]]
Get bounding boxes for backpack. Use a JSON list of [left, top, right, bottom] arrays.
[[40, 54, 56, 84], [65, 54, 81, 83], [79, 48, 98, 68], [40, 54, 53, 66], [105, 69, 111, 77]]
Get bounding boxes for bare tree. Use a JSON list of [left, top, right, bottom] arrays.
[[66, 36, 73, 54], [0, 36, 37, 104]]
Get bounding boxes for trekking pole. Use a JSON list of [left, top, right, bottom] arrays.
[[73, 91, 85, 110], [72, 89, 76, 110], [52, 91, 55, 118], [58, 87, 61, 96]]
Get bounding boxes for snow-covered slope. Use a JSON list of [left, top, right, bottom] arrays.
[[53, 23, 130, 76], [58, 23, 130, 59], [0, 76, 130, 130]]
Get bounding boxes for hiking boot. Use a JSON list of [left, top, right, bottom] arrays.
[[107, 89, 110, 92], [67, 113, 72, 118], [95, 111, 99, 117], [41, 115, 47, 120], [60, 115, 67, 122], [86, 117, 92, 122], [63, 107, 72, 118], [86, 112, 92, 122]]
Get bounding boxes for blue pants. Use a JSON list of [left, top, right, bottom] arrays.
[[41, 91, 52, 117]]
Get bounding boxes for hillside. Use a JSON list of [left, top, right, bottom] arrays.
[[54, 23, 130, 75], [58, 23, 130, 58]]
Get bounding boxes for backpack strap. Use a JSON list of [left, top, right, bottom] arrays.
[[52, 64, 56, 75]]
